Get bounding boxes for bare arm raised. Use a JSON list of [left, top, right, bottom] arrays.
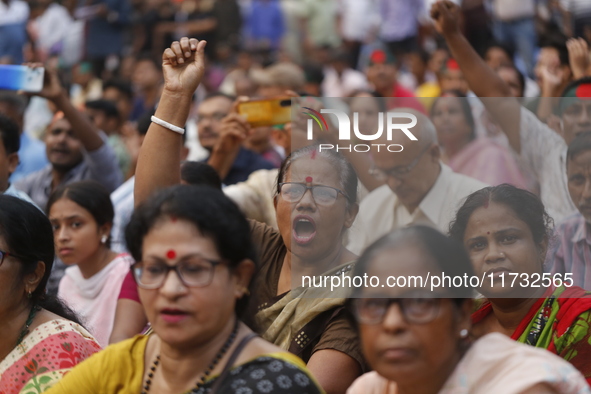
[[30, 64, 104, 152], [431, 1, 522, 153], [134, 38, 207, 206]]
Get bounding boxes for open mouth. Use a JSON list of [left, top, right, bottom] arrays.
[[485, 267, 511, 278], [292, 215, 317, 245]]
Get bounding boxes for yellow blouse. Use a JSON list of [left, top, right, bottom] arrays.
[[44, 335, 324, 393]]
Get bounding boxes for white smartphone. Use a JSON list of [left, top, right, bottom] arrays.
[[0, 65, 44, 92]]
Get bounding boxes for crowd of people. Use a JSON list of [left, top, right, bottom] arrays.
[[2, 0, 591, 393]]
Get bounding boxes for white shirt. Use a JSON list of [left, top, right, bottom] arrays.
[[347, 333, 590, 394], [58, 254, 133, 347], [518, 106, 576, 223], [337, 0, 380, 42], [347, 164, 487, 255], [33, 3, 70, 54], [492, 0, 535, 21], [0, 0, 28, 26], [224, 168, 279, 229], [321, 68, 369, 98]]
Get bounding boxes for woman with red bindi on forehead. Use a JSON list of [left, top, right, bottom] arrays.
[[449, 184, 591, 384], [44, 185, 324, 394], [132, 37, 366, 393]]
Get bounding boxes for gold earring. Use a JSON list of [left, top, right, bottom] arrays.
[[27, 291, 32, 299], [243, 288, 250, 297]]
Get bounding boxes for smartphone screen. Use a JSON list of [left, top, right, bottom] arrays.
[[0, 65, 44, 92], [238, 98, 292, 127]]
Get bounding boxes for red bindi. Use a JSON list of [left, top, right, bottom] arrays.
[[305, 176, 313, 183], [166, 250, 176, 259], [170, 216, 177, 222]]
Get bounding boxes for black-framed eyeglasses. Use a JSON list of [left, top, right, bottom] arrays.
[[0, 249, 26, 267], [132, 256, 222, 289], [369, 144, 431, 180], [278, 182, 349, 206], [352, 297, 442, 325]]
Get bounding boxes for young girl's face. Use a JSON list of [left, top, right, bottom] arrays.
[[49, 198, 105, 266]]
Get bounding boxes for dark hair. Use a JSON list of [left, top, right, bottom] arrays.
[[539, 35, 570, 67], [0, 114, 20, 154], [302, 63, 325, 85], [568, 131, 591, 162], [181, 161, 222, 189], [135, 53, 162, 72], [85, 99, 120, 120], [125, 185, 258, 326], [0, 90, 28, 117], [203, 91, 236, 103], [0, 195, 82, 324], [483, 41, 515, 62], [102, 79, 134, 101], [276, 145, 358, 205], [498, 65, 525, 96], [349, 90, 387, 113], [350, 225, 475, 299], [137, 110, 155, 137], [331, 49, 351, 65], [46, 181, 115, 247], [430, 92, 475, 140], [449, 184, 553, 248]]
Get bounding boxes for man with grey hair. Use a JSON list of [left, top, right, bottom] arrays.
[[347, 110, 487, 254], [0, 91, 48, 182]]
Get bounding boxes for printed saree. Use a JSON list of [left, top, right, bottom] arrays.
[[0, 319, 101, 394], [472, 286, 591, 384]]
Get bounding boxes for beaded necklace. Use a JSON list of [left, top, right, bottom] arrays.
[[15, 305, 40, 348], [141, 318, 240, 394]]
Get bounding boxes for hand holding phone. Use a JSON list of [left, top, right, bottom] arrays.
[[237, 97, 292, 128], [0, 65, 44, 92]]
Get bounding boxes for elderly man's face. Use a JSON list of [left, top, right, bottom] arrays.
[[371, 134, 440, 213]]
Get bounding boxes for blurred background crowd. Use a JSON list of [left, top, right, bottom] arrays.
[[0, 0, 590, 170]]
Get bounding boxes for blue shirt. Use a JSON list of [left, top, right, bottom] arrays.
[[204, 147, 275, 186], [4, 183, 37, 207], [247, 0, 284, 49], [11, 132, 49, 183], [84, 0, 131, 58]]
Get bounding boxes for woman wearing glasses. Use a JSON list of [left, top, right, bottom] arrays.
[[45, 185, 323, 393], [0, 195, 100, 393], [133, 38, 365, 393], [347, 226, 589, 394], [449, 184, 591, 384]]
